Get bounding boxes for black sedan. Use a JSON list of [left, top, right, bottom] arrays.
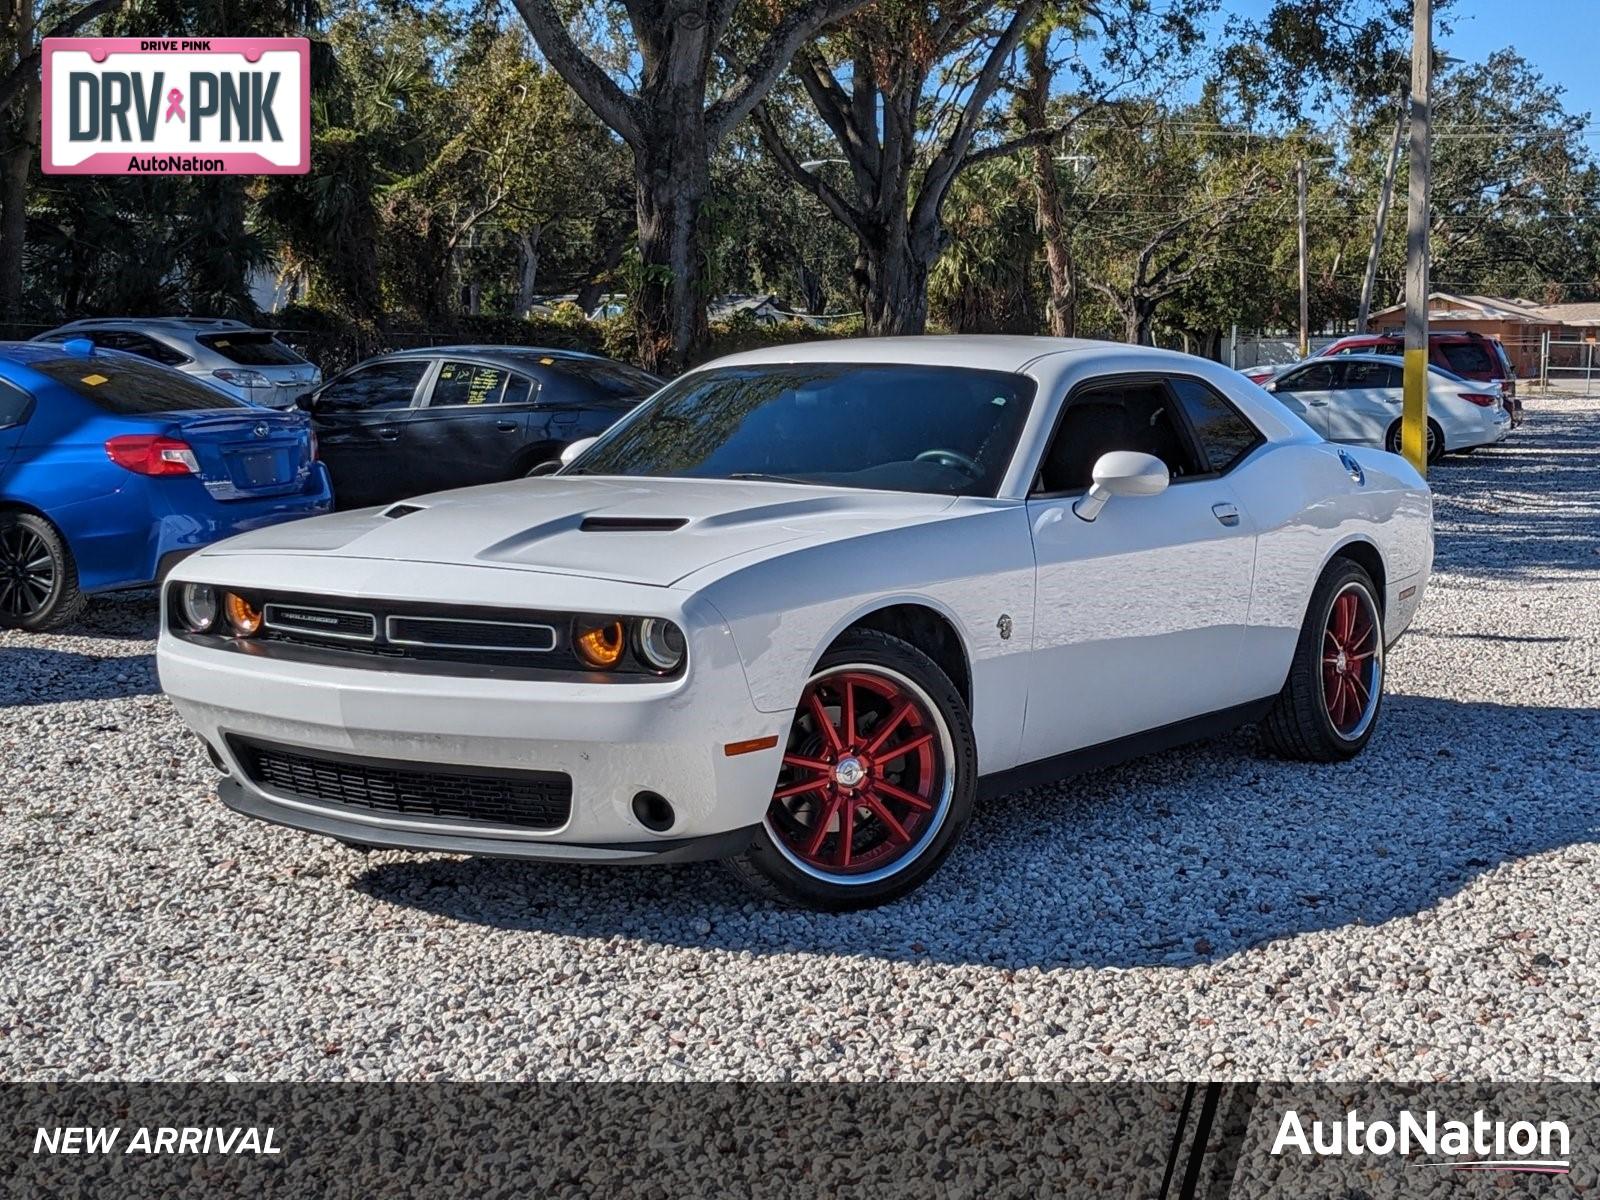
[[299, 346, 662, 508]]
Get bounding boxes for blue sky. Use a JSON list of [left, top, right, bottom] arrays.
[[1209, 0, 1597, 118]]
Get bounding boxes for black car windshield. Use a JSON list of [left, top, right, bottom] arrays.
[[28, 353, 244, 413], [567, 362, 1035, 496]]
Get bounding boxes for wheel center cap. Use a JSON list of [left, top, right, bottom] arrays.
[[1335, 650, 1349, 674], [833, 756, 866, 788]]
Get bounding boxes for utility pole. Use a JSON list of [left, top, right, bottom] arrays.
[[1358, 104, 1405, 331], [1296, 158, 1310, 358], [1401, 0, 1432, 473]]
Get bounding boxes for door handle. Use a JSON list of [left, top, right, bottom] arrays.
[[375, 426, 400, 441], [1212, 502, 1241, 527], [495, 420, 518, 431]]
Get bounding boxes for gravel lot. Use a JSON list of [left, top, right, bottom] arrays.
[[3, 394, 1597, 1083]]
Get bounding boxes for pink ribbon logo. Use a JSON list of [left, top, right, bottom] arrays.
[[164, 87, 185, 123]]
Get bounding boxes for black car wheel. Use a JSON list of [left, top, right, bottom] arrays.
[[0, 511, 86, 632], [1384, 417, 1444, 464]]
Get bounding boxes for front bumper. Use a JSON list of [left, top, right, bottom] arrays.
[[158, 624, 787, 858], [218, 778, 759, 862]]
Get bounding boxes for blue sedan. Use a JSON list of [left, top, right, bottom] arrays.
[[0, 340, 333, 630]]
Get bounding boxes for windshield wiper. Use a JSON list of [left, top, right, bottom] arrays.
[[727, 472, 814, 485]]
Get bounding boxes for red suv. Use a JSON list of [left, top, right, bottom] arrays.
[[1318, 331, 1521, 424]]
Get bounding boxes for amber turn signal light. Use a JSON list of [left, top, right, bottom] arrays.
[[574, 619, 625, 668], [223, 592, 262, 636]]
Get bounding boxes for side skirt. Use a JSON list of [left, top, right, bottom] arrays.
[[976, 697, 1276, 801]]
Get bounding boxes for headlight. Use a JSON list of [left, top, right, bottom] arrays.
[[222, 592, 262, 636], [573, 618, 625, 669], [636, 618, 686, 673], [176, 583, 218, 632]]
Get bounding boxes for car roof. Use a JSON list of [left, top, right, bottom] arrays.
[[383, 344, 620, 368], [704, 335, 1197, 374], [1332, 330, 1489, 343], [52, 317, 258, 333], [0, 339, 97, 366]]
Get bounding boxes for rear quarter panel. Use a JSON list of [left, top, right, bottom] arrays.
[[1232, 442, 1431, 698]]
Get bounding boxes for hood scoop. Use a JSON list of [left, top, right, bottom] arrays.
[[382, 503, 427, 519], [579, 516, 689, 532]]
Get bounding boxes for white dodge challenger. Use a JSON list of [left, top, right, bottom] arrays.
[[158, 338, 1433, 910]]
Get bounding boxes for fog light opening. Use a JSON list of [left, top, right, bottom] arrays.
[[199, 738, 229, 775], [631, 791, 675, 833]]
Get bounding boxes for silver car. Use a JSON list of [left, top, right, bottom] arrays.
[[33, 318, 321, 408]]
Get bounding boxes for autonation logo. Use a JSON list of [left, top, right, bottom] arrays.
[[1272, 1108, 1571, 1176]]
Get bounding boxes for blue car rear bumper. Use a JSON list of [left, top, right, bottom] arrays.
[[62, 464, 334, 594]]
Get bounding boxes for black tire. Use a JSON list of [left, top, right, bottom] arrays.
[[0, 511, 86, 632], [1384, 417, 1444, 464], [726, 629, 977, 911], [1259, 558, 1385, 763]]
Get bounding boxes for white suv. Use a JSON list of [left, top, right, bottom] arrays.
[[33, 318, 321, 408]]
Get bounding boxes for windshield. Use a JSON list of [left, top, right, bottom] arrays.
[[196, 331, 306, 366], [567, 362, 1036, 496]]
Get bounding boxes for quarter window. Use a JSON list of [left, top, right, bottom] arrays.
[[1035, 381, 1205, 494], [1168, 378, 1262, 473], [1438, 342, 1494, 375], [0, 378, 31, 426]]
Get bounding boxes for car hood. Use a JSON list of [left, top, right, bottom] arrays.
[[196, 475, 961, 587]]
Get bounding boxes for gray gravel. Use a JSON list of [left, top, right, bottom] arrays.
[[2, 393, 1597, 1083]]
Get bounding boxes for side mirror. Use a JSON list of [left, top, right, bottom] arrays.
[[559, 436, 598, 467], [295, 393, 317, 412], [1072, 451, 1169, 522]]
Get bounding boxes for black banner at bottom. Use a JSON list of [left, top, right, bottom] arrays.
[[4, 1083, 1593, 1196]]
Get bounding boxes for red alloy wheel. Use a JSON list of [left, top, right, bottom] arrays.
[[766, 668, 948, 878], [1322, 587, 1379, 736]]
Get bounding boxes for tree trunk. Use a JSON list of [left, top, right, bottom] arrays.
[[1124, 301, 1154, 346], [633, 114, 709, 374], [1022, 38, 1074, 338], [0, 0, 37, 326], [859, 216, 937, 337], [575, 223, 628, 314], [516, 228, 541, 316]]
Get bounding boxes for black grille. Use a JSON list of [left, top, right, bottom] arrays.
[[231, 739, 571, 831], [386, 615, 556, 652], [263, 604, 376, 640]]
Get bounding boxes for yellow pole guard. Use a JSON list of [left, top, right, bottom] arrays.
[[1401, 347, 1429, 475]]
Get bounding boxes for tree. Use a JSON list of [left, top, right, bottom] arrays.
[[1064, 106, 1278, 344], [511, 0, 870, 373], [755, 0, 1208, 336]]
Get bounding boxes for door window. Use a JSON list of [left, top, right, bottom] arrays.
[[317, 361, 429, 411], [1168, 378, 1262, 473], [430, 361, 511, 407], [1035, 381, 1206, 494], [1276, 362, 1338, 392], [1339, 360, 1401, 389]]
